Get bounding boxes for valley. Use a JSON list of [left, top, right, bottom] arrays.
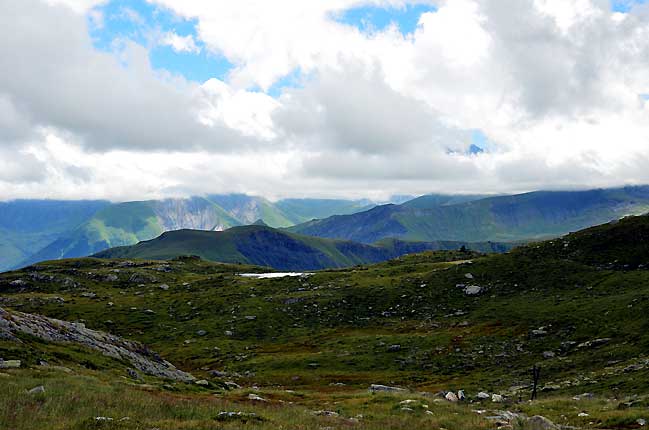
[[2, 215, 649, 428]]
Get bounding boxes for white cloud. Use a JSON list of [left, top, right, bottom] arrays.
[[150, 0, 434, 90], [273, 63, 470, 156], [199, 79, 279, 140], [2, 0, 649, 201], [0, 0, 249, 153], [160, 31, 200, 53], [43, 0, 107, 14]]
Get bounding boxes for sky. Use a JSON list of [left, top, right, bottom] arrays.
[[2, 0, 649, 202]]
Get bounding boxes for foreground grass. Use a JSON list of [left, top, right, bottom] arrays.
[[0, 368, 492, 430], [3, 367, 649, 430]]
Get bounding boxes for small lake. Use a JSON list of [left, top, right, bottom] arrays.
[[238, 272, 313, 279]]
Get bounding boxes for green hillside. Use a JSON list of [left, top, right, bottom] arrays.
[[9, 187, 649, 273], [290, 186, 649, 243], [9, 195, 378, 270], [0, 200, 109, 272], [93, 225, 511, 270], [4, 215, 649, 428], [18, 197, 241, 268]]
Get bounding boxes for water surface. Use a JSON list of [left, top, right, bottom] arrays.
[[238, 272, 313, 279]]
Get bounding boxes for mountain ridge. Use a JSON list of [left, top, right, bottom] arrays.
[[93, 224, 513, 271], [289, 186, 649, 243], [11, 195, 381, 271], [8, 186, 649, 272]]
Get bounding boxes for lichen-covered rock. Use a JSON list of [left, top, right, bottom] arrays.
[[464, 285, 483, 295], [445, 392, 459, 402], [477, 391, 490, 400], [28, 386, 45, 394], [526, 415, 559, 430], [369, 384, 406, 393], [128, 273, 157, 284], [247, 393, 267, 401], [0, 307, 193, 382]]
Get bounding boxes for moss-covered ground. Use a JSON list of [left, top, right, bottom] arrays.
[[3, 217, 649, 428]]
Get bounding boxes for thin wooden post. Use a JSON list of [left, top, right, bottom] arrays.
[[531, 365, 541, 400]]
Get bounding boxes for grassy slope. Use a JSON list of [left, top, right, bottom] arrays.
[[4, 216, 649, 427], [19, 202, 165, 267], [290, 186, 649, 243], [0, 365, 566, 430], [12, 196, 381, 270], [0, 200, 109, 272], [5, 366, 641, 430], [92, 225, 513, 270], [18, 199, 244, 269], [2, 215, 649, 391]]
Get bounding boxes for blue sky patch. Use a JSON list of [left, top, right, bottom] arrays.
[[89, 0, 231, 82], [468, 144, 484, 155], [336, 3, 436, 35], [87, 1, 437, 87], [266, 68, 307, 98], [611, 0, 647, 12], [149, 46, 233, 83], [470, 129, 491, 153]]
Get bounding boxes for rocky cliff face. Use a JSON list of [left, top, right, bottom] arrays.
[[0, 307, 194, 382], [152, 197, 237, 232]]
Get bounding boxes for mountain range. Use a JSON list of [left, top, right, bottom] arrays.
[[1, 195, 376, 272], [93, 225, 512, 271], [4, 186, 649, 272], [289, 186, 649, 243]]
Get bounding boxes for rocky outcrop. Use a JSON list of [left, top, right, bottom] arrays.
[[152, 197, 234, 232], [0, 307, 193, 382], [526, 415, 560, 430], [369, 384, 407, 393]]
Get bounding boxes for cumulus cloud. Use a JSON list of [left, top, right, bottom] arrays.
[[274, 63, 471, 157], [0, 149, 48, 184], [43, 0, 107, 13], [199, 79, 279, 140], [0, 0, 248, 153], [0, 94, 35, 144], [150, 0, 435, 90], [2, 0, 649, 201], [160, 31, 200, 53]]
